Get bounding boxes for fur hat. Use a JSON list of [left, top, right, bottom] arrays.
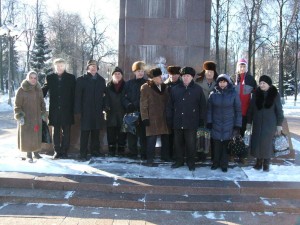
[[132, 61, 145, 72], [197, 61, 218, 80], [86, 60, 98, 70], [259, 75, 272, 86], [167, 66, 181, 75], [216, 74, 231, 84], [236, 58, 248, 73], [180, 67, 196, 77], [148, 68, 162, 78], [112, 66, 123, 76]]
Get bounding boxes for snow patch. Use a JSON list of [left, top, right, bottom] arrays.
[[0, 203, 9, 210], [192, 211, 202, 218], [260, 198, 272, 206], [64, 191, 75, 199]]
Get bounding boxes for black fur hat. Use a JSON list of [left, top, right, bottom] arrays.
[[148, 68, 162, 78], [259, 75, 272, 86], [167, 66, 181, 75], [180, 67, 196, 77]]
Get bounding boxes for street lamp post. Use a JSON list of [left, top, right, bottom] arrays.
[[0, 23, 21, 106]]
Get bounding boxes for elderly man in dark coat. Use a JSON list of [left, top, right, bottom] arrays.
[[140, 68, 170, 166], [42, 58, 76, 159], [74, 60, 106, 161], [166, 67, 206, 171], [247, 75, 284, 172]]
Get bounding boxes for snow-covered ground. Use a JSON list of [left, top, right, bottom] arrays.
[[1, 93, 300, 182]]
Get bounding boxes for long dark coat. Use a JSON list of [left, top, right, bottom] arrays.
[[247, 86, 284, 159], [42, 72, 76, 126], [140, 80, 170, 136], [121, 77, 147, 112], [166, 80, 206, 129], [105, 79, 126, 127], [207, 83, 242, 141], [14, 80, 46, 152], [74, 73, 106, 130]]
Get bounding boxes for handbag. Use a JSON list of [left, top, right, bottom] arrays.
[[196, 127, 210, 154], [228, 135, 247, 156], [42, 121, 52, 143], [273, 133, 290, 157], [121, 112, 140, 135]]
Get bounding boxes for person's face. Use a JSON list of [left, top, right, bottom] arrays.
[[205, 70, 215, 80], [259, 81, 270, 91], [152, 75, 162, 85], [54, 63, 66, 75], [182, 74, 193, 86], [88, 64, 98, 75], [238, 64, 247, 73], [134, 70, 144, 79], [112, 72, 122, 83], [219, 80, 228, 89], [169, 74, 180, 83], [28, 74, 37, 85]]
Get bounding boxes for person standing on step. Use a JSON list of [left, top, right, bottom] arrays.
[[164, 65, 182, 160], [105, 67, 127, 157], [233, 58, 257, 165], [207, 74, 242, 172], [14, 71, 47, 163], [42, 58, 76, 159], [246, 75, 284, 172], [167, 67, 206, 171], [195, 61, 218, 162], [74, 60, 106, 161], [140, 68, 170, 166], [122, 61, 147, 160]]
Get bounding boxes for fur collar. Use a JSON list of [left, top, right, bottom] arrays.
[[21, 79, 41, 92], [255, 85, 278, 110], [146, 80, 166, 94], [107, 79, 125, 93]]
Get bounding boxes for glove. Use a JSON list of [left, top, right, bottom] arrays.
[[233, 126, 240, 137], [246, 123, 252, 131], [18, 117, 25, 126], [206, 123, 212, 130], [127, 103, 135, 113], [275, 126, 282, 136], [142, 119, 150, 126]]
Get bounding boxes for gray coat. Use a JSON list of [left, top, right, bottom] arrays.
[[247, 86, 284, 159]]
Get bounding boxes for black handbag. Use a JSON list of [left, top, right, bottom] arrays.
[[42, 121, 52, 143], [228, 135, 247, 156]]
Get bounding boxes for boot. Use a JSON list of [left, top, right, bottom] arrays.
[[108, 145, 116, 157], [33, 152, 42, 159], [118, 146, 126, 157], [253, 158, 263, 170], [27, 152, 33, 163], [263, 159, 270, 172]]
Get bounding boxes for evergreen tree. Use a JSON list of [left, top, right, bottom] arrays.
[[30, 23, 52, 84]]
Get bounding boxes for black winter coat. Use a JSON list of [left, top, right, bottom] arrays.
[[105, 80, 126, 127], [42, 72, 76, 126], [166, 80, 206, 129], [247, 86, 284, 159], [207, 84, 242, 141], [74, 73, 106, 130], [122, 77, 147, 112]]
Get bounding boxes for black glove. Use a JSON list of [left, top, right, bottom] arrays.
[[142, 119, 150, 126], [127, 103, 135, 113], [206, 123, 212, 130], [233, 126, 241, 137]]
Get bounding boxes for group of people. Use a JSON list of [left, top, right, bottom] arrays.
[[13, 57, 284, 173]]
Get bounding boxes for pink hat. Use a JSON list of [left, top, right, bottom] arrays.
[[236, 58, 248, 73]]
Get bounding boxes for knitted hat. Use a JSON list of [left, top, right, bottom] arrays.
[[236, 58, 248, 73], [259, 75, 272, 86], [112, 66, 123, 76], [132, 61, 145, 72], [216, 74, 231, 84], [148, 68, 162, 78], [180, 67, 196, 77], [167, 66, 181, 75], [86, 60, 98, 70]]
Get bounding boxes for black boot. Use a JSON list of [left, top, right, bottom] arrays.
[[108, 145, 116, 157], [26, 152, 33, 163], [118, 146, 126, 157], [33, 152, 42, 159], [263, 159, 270, 172], [253, 158, 263, 170]]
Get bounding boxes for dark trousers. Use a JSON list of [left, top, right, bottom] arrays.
[[212, 139, 230, 169], [241, 116, 248, 137], [168, 132, 174, 159], [127, 122, 147, 156], [173, 129, 197, 166], [107, 126, 127, 148], [146, 134, 170, 162], [53, 125, 71, 155], [80, 129, 100, 157]]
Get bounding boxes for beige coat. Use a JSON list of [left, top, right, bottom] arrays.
[[140, 80, 170, 136], [14, 80, 46, 152]]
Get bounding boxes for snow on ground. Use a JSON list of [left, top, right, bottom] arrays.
[[1, 93, 300, 182]]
